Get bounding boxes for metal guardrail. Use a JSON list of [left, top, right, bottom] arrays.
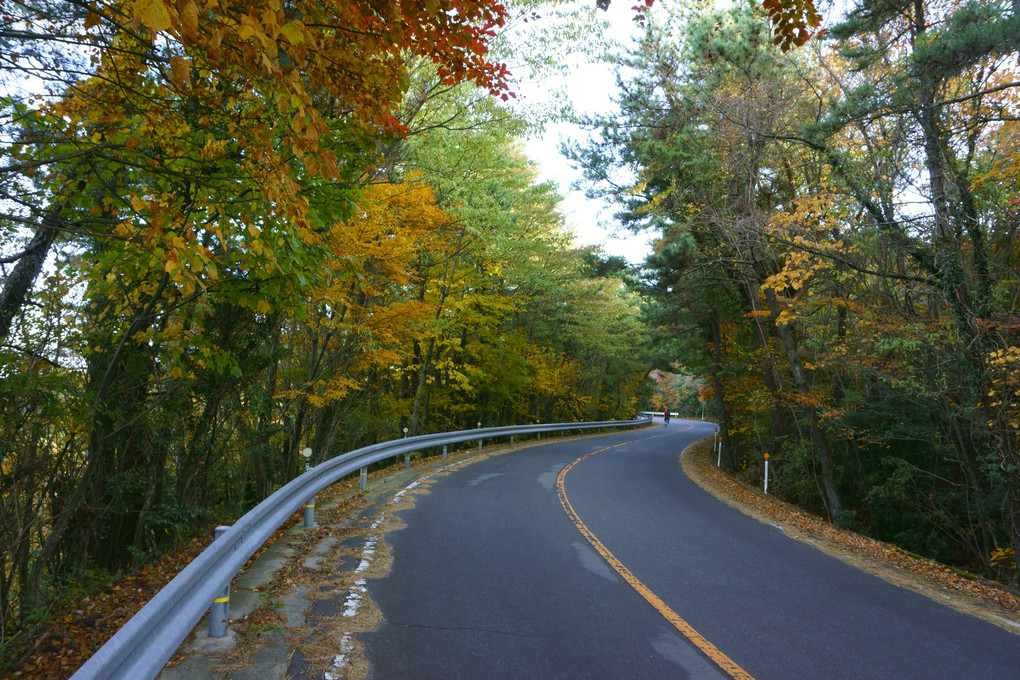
[[69, 417, 651, 680]]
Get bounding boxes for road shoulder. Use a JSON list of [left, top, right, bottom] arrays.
[[680, 436, 1020, 637]]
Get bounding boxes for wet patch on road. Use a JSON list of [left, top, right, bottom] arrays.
[[467, 471, 506, 486], [648, 628, 730, 678], [572, 541, 620, 582], [537, 463, 566, 491]]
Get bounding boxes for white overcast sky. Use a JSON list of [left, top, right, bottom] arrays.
[[511, 2, 654, 265]]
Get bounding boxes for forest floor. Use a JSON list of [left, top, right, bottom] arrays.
[[6, 471, 370, 680], [681, 437, 1020, 636]]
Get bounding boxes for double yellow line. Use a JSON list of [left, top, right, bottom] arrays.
[[555, 429, 756, 680]]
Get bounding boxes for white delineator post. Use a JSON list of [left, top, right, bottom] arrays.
[[301, 447, 315, 527], [763, 453, 770, 495], [403, 427, 409, 468]]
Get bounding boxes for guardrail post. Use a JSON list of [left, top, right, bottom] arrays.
[[303, 496, 315, 527], [537, 432, 541, 441], [209, 526, 232, 638], [360, 466, 368, 489], [510, 434, 514, 447]]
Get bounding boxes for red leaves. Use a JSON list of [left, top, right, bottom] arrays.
[[394, 0, 512, 94], [761, 0, 824, 52]]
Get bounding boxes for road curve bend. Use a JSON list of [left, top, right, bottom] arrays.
[[360, 420, 1020, 680]]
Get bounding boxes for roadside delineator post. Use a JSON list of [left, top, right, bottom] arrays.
[[442, 444, 447, 459], [209, 525, 232, 638], [360, 466, 368, 489], [477, 422, 482, 451], [301, 447, 315, 527], [763, 453, 770, 495], [403, 427, 410, 468], [715, 427, 721, 468]]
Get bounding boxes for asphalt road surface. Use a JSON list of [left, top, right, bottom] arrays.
[[360, 420, 1020, 679]]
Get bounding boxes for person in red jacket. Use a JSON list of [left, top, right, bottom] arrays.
[[663, 408, 670, 427]]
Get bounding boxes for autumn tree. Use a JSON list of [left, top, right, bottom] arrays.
[[796, 0, 1020, 579], [569, 0, 846, 515], [574, 0, 1020, 582], [0, 0, 515, 641], [392, 98, 649, 431]]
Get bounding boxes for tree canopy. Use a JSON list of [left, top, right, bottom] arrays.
[[3, 0, 1019, 673], [0, 0, 651, 668], [571, 0, 1020, 584]]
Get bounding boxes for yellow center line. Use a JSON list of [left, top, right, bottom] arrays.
[[555, 426, 756, 680]]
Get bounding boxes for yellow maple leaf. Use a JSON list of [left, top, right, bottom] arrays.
[[135, 0, 172, 33], [280, 21, 305, 45], [130, 194, 147, 212]]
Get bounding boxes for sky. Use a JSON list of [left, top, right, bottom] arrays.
[[511, 2, 654, 265]]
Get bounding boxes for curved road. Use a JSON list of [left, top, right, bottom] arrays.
[[361, 421, 1020, 679]]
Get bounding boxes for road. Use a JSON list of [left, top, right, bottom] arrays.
[[360, 420, 1020, 679]]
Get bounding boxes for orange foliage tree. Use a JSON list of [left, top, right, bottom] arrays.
[[0, 0, 516, 648]]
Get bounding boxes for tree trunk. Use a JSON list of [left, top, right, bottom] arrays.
[[709, 310, 734, 469], [744, 280, 794, 444], [1010, 485, 1020, 585], [410, 242, 460, 435], [763, 287, 843, 522], [0, 216, 59, 341]]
